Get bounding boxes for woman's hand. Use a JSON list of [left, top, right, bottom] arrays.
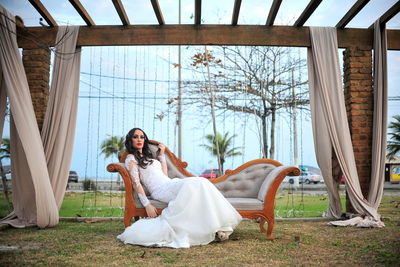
[[145, 204, 158, 218], [158, 143, 166, 156]]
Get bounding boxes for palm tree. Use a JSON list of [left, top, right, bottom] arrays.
[[100, 135, 125, 161], [0, 138, 12, 210], [100, 135, 125, 186], [387, 115, 400, 159], [201, 132, 242, 174]]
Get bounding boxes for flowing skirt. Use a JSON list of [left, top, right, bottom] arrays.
[[117, 177, 242, 248]]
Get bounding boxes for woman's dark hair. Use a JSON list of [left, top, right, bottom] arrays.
[[125, 128, 156, 168]]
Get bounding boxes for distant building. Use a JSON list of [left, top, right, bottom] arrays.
[[386, 156, 400, 183]]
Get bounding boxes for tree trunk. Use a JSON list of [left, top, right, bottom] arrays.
[[291, 68, 298, 166], [220, 158, 225, 174], [269, 107, 276, 159], [261, 115, 268, 158]]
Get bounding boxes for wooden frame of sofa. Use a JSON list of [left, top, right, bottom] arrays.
[[107, 141, 300, 240]]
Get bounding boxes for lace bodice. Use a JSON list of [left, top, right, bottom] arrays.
[[125, 154, 180, 202]]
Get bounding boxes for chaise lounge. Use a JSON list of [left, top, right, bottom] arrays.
[[107, 141, 300, 240]]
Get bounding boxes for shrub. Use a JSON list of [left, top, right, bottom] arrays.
[[83, 179, 97, 191]]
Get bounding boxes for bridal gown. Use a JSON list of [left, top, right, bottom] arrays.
[[117, 155, 242, 248]]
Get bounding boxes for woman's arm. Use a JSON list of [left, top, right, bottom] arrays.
[[126, 157, 158, 218], [158, 143, 168, 176]]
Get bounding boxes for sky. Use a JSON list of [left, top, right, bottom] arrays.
[[0, 0, 399, 180]]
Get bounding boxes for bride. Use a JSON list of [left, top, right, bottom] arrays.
[[117, 128, 242, 248]]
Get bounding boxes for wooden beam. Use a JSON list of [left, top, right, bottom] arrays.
[[231, 0, 242, 26], [371, 1, 400, 28], [266, 0, 282, 26], [293, 0, 322, 27], [150, 0, 165, 25], [112, 0, 130, 25], [69, 0, 95, 26], [27, 0, 57, 27], [195, 0, 201, 25], [16, 25, 400, 50], [336, 0, 370, 29]]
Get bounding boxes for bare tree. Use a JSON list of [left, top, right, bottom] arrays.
[[183, 46, 309, 159]]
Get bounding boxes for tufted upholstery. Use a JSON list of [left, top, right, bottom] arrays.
[[214, 163, 276, 198]]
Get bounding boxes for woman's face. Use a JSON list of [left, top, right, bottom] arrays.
[[131, 129, 145, 151]]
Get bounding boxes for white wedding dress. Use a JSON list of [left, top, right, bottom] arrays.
[[117, 155, 242, 248]]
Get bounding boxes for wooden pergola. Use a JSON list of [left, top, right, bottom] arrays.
[[10, 0, 400, 212], [16, 0, 400, 49]]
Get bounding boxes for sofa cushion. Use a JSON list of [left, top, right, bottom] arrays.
[[257, 166, 292, 201], [226, 198, 264, 210], [135, 197, 263, 211], [135, 198, 168, 209], [215, 163, 276, 198]]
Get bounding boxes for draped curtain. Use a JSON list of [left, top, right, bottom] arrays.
[[308, 26, 387, 227], [0, 6, 80, 228]]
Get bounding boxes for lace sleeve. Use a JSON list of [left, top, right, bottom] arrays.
[[125, 155, 150, 207], [125, 155, 140, 186]]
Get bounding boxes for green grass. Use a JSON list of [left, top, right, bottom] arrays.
[[0, 196, 399, 266], [1, 190, 343, 218], [2, 190, 343, 218]]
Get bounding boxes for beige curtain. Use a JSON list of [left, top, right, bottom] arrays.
[[0, 6, 58, 228], [307, 27, 383, 227], [0, 6, 80, 227], [41, 26, 81, 208], [368, 21, 387, 209]]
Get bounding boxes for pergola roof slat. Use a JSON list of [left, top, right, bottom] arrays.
[[69, 0, 95, 26], [150, 0, 165, 25], [374, 1, 400, 27], [231, 0, 242, 26], [336, 0, 370, 29], [195, 0, 201, 25], [266, 0, 282, 26], [293, 0, 323, 27], [112, 0, 130, 26], [27, 0, 57, 27]]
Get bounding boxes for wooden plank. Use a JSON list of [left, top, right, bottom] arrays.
[[294, 0, 323, 27], [266, 0, 282, 26], [150, 0, 165, 25], [195, 0, 201, 24], [27, 0, 57, 27], [336, 0, 370, 29], [231, 0, 242, 26], [16, 25, 400, 50], [69, 0, 95, 26], [112, 0, 130, 25], [374, 1, 400, 27]]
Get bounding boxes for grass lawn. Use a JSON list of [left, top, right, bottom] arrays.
[[0, 190, 346, 219], [0, 196, 399, 266]]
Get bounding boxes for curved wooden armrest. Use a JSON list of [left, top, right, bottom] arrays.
[[263, 166, 301, 212], [106, 163, 136, 212]]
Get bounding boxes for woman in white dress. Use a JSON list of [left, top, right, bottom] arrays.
[[117, 128, 242, 248]]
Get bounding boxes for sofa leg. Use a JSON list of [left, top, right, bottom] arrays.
[[259, 218, 266, 233], [124, 215, 132, 227], [266, 220, 275, 241]]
